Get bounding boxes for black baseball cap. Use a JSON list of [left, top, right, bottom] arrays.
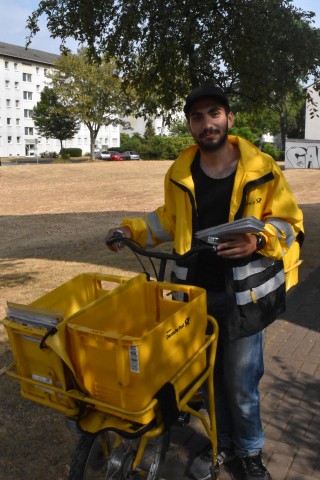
[[184, 85, 231, 115]]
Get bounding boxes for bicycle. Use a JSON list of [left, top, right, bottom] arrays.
[[3, 234, 219, 480]]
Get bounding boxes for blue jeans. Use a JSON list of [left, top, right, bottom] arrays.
[[205, 291, 265, 458]]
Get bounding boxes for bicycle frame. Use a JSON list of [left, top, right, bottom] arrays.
[[4, 236, 220, 479]]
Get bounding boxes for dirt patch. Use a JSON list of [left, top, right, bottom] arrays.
[[1, 161, 319, 480]]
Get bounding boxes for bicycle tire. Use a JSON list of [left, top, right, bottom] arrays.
[[67, 430, 168, 480]]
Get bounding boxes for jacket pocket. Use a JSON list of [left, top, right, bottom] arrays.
[[228, 255, 286, 339]]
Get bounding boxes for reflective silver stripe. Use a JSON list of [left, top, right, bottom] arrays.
[[233, 257, 275, 281], [171, 261, 188, 281], [146, 211, 172, 243], [235, 269, 285, 305], [268, 217, 295, 247]]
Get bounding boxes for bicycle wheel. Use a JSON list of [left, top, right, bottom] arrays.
[[68, 430, 168, 480]]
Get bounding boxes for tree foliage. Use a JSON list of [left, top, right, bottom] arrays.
[[32, 86, 80, 151], [232, 86, 306, 149], [28, 0, 320, 118], [48, 50, 127, 157], [120, 132, 143, 152]]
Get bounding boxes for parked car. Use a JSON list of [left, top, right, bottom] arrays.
[[94, 149, 101, 159], [122, 151, 140, 160], [99, 150, 112, 160], [110, 151, 126, 161]]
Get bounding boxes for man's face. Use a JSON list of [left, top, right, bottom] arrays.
[[187, 97, 234, 152]]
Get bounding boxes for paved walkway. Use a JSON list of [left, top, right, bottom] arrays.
[[159, 267, 320, 479]]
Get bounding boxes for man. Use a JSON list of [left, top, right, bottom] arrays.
[[106, 85, 304, 480]]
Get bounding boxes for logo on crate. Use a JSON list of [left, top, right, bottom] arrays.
[[166, 317, 190, 340]]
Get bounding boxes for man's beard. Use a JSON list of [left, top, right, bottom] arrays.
[[194, 126, 229, 152]]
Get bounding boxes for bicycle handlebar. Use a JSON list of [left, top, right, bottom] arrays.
[[106, 231, 216, 281], [106, 231, 216, 260]]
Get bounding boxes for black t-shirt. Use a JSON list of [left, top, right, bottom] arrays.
[[191, 154, 236, 291]]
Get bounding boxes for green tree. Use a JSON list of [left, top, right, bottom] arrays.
[[32, 86, 80, 152], [27, 1, 320, 117], [48, 50, 127, 158], [169, 117, 190, 136], [273, 90, 306, 148], [144, 119, 156, 141], [233, 86, 306, 149], [120, 132, 143, 152]]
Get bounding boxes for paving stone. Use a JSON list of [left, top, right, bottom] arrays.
[[156, 268, 320, 478]]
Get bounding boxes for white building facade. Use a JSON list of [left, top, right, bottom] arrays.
[[0, 42, 120, 158], [121, 115, 172, 137], [305, 83, 320, 141]]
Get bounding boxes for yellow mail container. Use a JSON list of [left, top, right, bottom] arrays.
[[4, 273, 131, 413], [66, 276, 208, 417], [4, 320, 78, 414]]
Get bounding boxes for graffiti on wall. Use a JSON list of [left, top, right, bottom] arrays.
[[286, 145, 320, 169]]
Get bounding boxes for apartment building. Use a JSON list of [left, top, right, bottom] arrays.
[[0, 41, 120, 158]]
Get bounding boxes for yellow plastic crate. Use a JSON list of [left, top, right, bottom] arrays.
[[4, 273, 131, 413], [66, 276, 208, 415]]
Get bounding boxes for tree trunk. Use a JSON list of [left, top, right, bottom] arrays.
[[279, 113, 286, 151], [85, 122, 100, 159]]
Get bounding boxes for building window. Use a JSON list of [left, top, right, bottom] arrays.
[[24, 109, 33, 118], [16, 118, 20, 126], [23, 73, 32, 82], [17, 136, 21, 144], [36, 67, 40, 75], [7, 118, 11, 125], [14, 63, 18, 71], [6, 99, 11, 107], [25, 127, 34, 135], [23, 91, 33, 100], [5, 80, 10, 88], [44, 68, 48, 76], [15, 82, 19, 90], [5, 61, 9, 69], [16, 100, 20, 108], [8, 136, 12, 143]]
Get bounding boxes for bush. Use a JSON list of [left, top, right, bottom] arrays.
[[60, 148, 82, 158], [140, 135, 194, 160], [230, 127, 260, 145], [261, 142, 281, 160]]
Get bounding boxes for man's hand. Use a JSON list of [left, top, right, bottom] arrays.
[[216, 233, 258, 259], [105, 226, 132, 252]]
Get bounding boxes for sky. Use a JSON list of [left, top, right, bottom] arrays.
[[0, 0, 319, 55]]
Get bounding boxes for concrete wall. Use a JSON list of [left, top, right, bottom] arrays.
[[285, 138, 320, 169]]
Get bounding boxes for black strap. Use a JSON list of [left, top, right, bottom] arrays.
[[40, 327, 58, 349], [154, 382, 179, 430]]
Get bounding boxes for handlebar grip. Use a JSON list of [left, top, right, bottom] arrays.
[[106, 230, 128, 250]]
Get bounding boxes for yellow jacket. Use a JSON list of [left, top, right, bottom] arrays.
[[121, 136, 304, 338], [122, 136, 303, 279]]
